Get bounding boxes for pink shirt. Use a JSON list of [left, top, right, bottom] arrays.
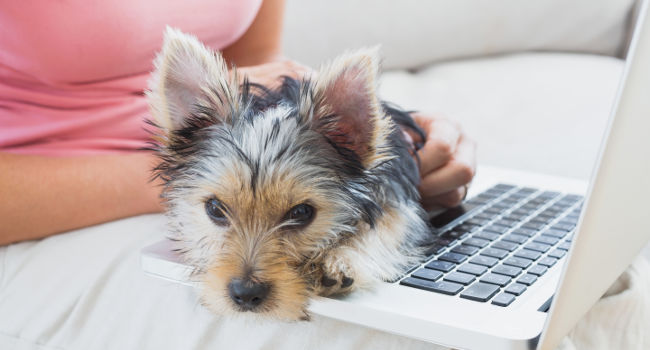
[[0, 0, 262, 155]]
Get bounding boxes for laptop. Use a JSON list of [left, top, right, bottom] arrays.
[[141, 2, 650, 349]]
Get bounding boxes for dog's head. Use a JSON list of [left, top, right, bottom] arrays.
[[147, 28, 397, 320]]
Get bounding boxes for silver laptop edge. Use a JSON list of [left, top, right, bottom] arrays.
[[538, 1, 650, 349]]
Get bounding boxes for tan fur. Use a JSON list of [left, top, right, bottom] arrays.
[[191, 155, 360, 319]]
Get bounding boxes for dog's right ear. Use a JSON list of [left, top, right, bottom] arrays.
[[147, 27, 241, 138]]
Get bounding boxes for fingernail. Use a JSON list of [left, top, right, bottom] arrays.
[[402, 131, 414, 145]]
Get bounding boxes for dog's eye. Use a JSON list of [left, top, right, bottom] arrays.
[[205, 198, 229, 225], [284, 203, 315, 227]]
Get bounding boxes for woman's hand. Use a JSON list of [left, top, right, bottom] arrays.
[[406, 113, 477, 211], [235, 58, 311, 87]]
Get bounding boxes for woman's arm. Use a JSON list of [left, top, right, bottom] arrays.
[[222, 0, 285, 66], [0, 153, 163, 245]]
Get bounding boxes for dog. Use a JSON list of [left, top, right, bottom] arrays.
[[147, 28, 431, 320]]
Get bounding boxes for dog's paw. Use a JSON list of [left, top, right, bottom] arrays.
[[314, 256, 357, 297]]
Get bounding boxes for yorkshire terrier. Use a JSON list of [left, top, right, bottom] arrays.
[[147, 28, 430, 320]]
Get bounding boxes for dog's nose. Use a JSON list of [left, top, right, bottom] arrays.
[[228, 278, 270, 310]]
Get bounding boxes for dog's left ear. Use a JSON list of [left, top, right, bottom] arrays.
[[304, 48, 394, 169], [147, 27, 241, 139]]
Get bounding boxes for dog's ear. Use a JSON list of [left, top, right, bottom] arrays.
[[304, 48, 394, 169], [147, 27, 240, 136]]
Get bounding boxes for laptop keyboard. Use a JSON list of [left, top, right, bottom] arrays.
[[399, 184, 583, 307]]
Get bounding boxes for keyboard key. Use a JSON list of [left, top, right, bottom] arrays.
[[517, 187, 536, 194], [539, 191, 560, 199], [440, 231, 464, 242], [451, 244, 480, 256], [529, 216, 552, 225], [411, 268, 443, 281], [480, 273, 511, 287], [537, 211, 559, 219], [505, 283, 527, 296], [460, 282, 500, 302], [528, 265, 548, 276], [534, 235, 560, 246], [426, 260, 455, 272], [457, 263, 488, 276], [423, 244, 446, 257], [475, 231, 500, 241], [503, 257, 533, 269], [483, 207, 502, 215], [543, 207, 563, 215], [504, 213, 526, 221], [514, 248, 542, 261], [481, 247, 509, 259], [525, 242, 552, 253], [553, 201, 572, 208], [552, 223, 575, 232], [439, 252, 468, 264], [463, 238, 490, 248], [505, 194, 524, 202], [563, 194, 583, 201], [492, 264, 522, 278], [539, 257, 558, 267], [431, 236, 458, 247], [522, 221, 546, 230], [400, 277, 464, 295], [494, 184, 516, 191], [517, 274, 538, 286], [484, 224, 510, 234], [492, 292, 516, 307], [512, 227, 537, 237], [443, 230, 469, 241], [470, 255, 499, 267], [495, 219, 517, 227], [558, 241, 572, 251], [475, 212, 497, 221], [492, 240, 518, 252], [512, 209, 532, 216], [541, 228, 568, 238], [563, 215, 579, 224], [454, 223, 479, 234], [557, 219, 577, 227], [521, 202, 540, 209], [530, 197, 548, 203], [465, 218, 490, 226], [502, 233, 529, 244], [548, 249, 567, 259], [444, 272, 476, 285], [498, 198, 519, 205]]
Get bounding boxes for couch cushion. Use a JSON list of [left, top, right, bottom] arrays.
[[283, 0, 635, 70], [378, 52, 624, 179]]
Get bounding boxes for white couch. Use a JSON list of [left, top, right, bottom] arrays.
[[1, 1, 648, 349]]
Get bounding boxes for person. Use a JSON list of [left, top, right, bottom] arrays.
[[0, 0, 475, 246]]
